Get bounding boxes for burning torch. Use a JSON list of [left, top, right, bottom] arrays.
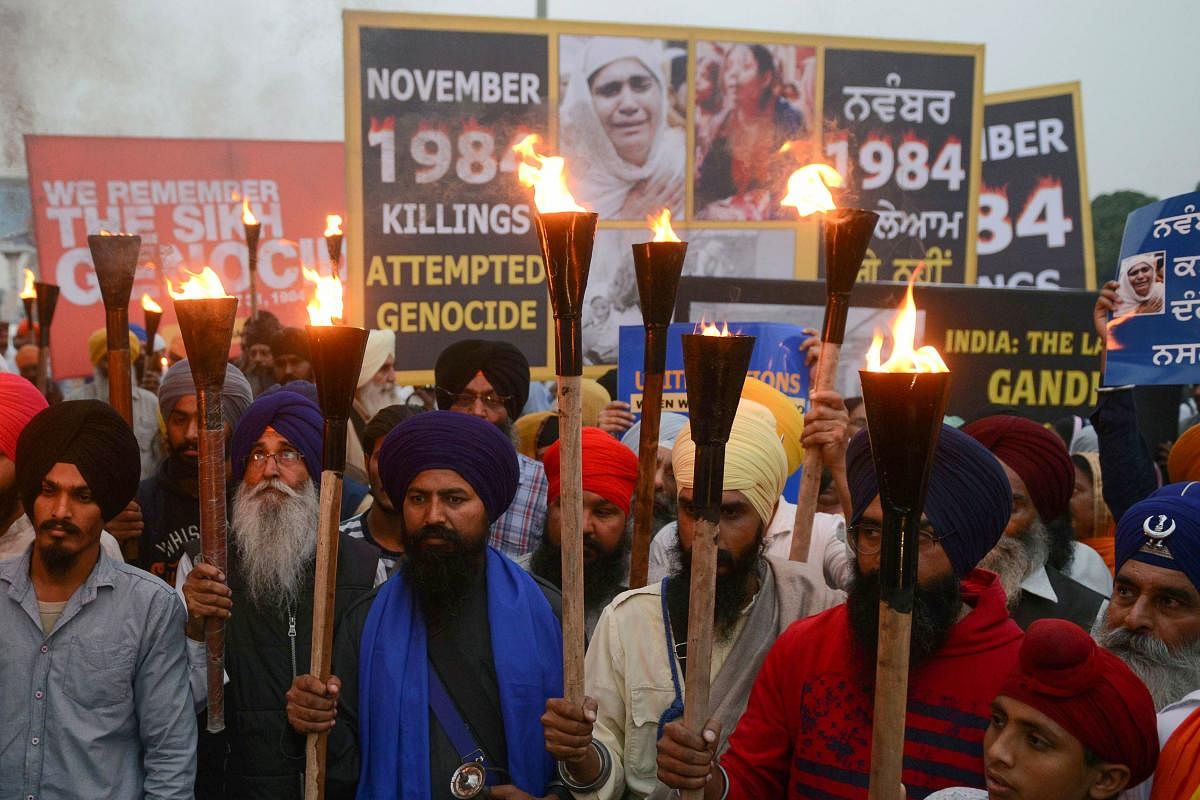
[[782, 164, 879, 562], [515, 134, 597, 706], [20, 268, 36, 330], [33, 280, 60, 398], [141, 293, 164, 387], [242, 199, 261, 319], [859, 273, 950, 800], [628, 209, 686, 589], [170, 266, 239, 733], [680, 322, 755, 800], [324, 215, 343, 272], [88, 232, 140, 426], [300, 266, 368, 800]]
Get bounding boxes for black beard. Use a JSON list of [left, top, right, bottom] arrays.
[[37, 520, 84, 576], [665, 535, 761, 645], [168, 446, 199, 475], [402, 523, 486, 627], [529, 529, 630, 608], [846, 568, 962, 675]]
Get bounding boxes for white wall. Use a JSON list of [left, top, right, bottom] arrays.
[[2, 0, 1197, 197]]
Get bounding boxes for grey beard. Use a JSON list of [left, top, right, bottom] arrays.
[[232, 478, 320, 609], [978, 518, 1051, 611], [1094, 620, 1200, 710], [357, 382, 398, 420]]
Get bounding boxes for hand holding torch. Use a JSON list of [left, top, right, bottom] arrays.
[[781, 165, 879, 562], [170, 267, 239, 733], [858, 276, 950, 800], [33, 281, 60, 398], [516, 135, 597, 706], [629, 210, 687, 589], [679, 324, 755, 800], [302, 273, 368, 800]]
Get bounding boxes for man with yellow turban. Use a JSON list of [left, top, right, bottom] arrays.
[[68, 329, 164, 484], [539, 401, 842, 799]]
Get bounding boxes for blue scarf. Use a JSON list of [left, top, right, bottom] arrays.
[[356, 547, 563, 798]]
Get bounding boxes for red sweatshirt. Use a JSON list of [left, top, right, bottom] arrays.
[[721, 569, 1023, 800]]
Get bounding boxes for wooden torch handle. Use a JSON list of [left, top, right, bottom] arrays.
[[558, 374, 586, 706], [789, 341, 842, 562], [304, 471, 344, 800], [629, 370, 665, 589], [867, 602, 913, 800], [680, 514, 719, 800]]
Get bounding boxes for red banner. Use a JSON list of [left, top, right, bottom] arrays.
[[25, 135, 344, 378]]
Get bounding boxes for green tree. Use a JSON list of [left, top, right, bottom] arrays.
[[1091, 190, 1158, 286]]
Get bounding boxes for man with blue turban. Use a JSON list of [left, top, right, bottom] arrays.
[[656, 425, 1028, 799], [180, 390, 383, 798], [133, 359, 253, 585], [285, 411, 569, 799]]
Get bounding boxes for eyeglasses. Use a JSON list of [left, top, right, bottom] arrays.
[[436, 386, 511, 412], [847, 520, 945, 556], [245, 448, 305, 470]]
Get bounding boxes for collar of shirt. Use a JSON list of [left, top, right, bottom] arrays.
[[1, 544, 119, 632], [1020, 564, 1058, 603]]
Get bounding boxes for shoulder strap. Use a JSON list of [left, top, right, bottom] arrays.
[[656, 577, 685, 738], [427, 661, 488, 769]]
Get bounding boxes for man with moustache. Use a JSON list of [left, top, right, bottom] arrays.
[[435, 338, 548, 558], [135, 360, 253, 585], [966, 414, 1109, 628], [656, 425, 1024, 799], [620, 411, 688, 533], [540, 402, 842, 799], [340, 403, 423, 576], [0, 374, 124, 561], [524, 426, 640, 638], [237, 310, 283, 397], [285, 411, 567, 799], [1091, 483, 1200, 800], [181, 391, 383, 798], [0, 400, 195, 799], [271, 327, 314, 385]]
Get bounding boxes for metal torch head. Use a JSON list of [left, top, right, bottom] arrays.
[[22, 297, 34, 326], [175, 297, 239, 392], [858, 369, 951, 602], [33, 283, 60, 347], [325, 233, 343, 269], [87, 234, 140, 313], [143, 309, 163, 349], [681, 333, 756, 447], [306, 324, 368, 473], [244, 221, 262, 255], [821, 208, 879, 343], [533, 210, 598, 376]]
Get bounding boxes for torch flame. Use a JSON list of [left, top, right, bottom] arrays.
[[324, 214, 343, 237], [20, 269, 36, 299], [512, 134, 585, 213], [242, 198, 258, 226], [167, 266, 232, 300], [697, 318, 732, 337], [781, 163, 843, 217], [302, 265, 344, 325], [160, 356, 168, 371], [648, 208, 681, 243], [141, 293, 163, 314], [865, 267, 948, 373]]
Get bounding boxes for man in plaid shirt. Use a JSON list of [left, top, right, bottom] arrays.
[[435, 339, 548, 558]]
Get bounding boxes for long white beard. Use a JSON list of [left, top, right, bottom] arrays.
[[232, 477, 319, 608], [1094, 619, 1200, 709], [357, 381, 399, 420], [978, 518, 1050, 611]]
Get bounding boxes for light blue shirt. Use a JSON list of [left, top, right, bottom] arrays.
[[0, 546, 196, 800]]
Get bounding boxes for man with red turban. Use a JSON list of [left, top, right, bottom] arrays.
[[925, 618, 1158, 800], [524, 426, 639, 637], [965, 414, 1108, 630]]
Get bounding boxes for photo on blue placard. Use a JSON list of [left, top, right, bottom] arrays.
[[1114, 250, 1166, 317]]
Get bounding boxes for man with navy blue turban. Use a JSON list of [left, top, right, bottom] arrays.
[[285, 411, 569, 800], [657, 425, 1027, 799], [180, 390, 383, 798]]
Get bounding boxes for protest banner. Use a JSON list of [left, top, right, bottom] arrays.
[[1104, 190, 1200, 386], [976, 83, 1095, 289], [677, 275, 1101, 423], [343, 12, 986, 382], [822, 44, 984, 286], [24, 135, 344, 379]]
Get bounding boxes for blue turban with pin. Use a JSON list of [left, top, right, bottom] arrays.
[[1115, 481, 1200, 592], [378, 410, 519, 523], [846, 424, 1012, 578]]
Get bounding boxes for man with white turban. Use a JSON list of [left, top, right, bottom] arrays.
[[540, 401, 842, 799], [346, 329, 399, 485], [559, 36, 685, 220]]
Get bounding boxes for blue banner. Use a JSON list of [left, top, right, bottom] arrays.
[[1105, 191, 1200, 386]]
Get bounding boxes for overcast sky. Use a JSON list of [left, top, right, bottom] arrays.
[[2, 0, 1196, 199]]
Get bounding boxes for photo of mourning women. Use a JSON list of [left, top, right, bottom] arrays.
[[558, 35, 687, 220], [693, 41, 816, 220], [1114, 250, 1166, 316]]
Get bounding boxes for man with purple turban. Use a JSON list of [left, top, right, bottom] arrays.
[[656, 425, 1026, 799], [285, 411, 569, 799], [180, 390, 383, 798], [965, 414, 1108, 630]]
